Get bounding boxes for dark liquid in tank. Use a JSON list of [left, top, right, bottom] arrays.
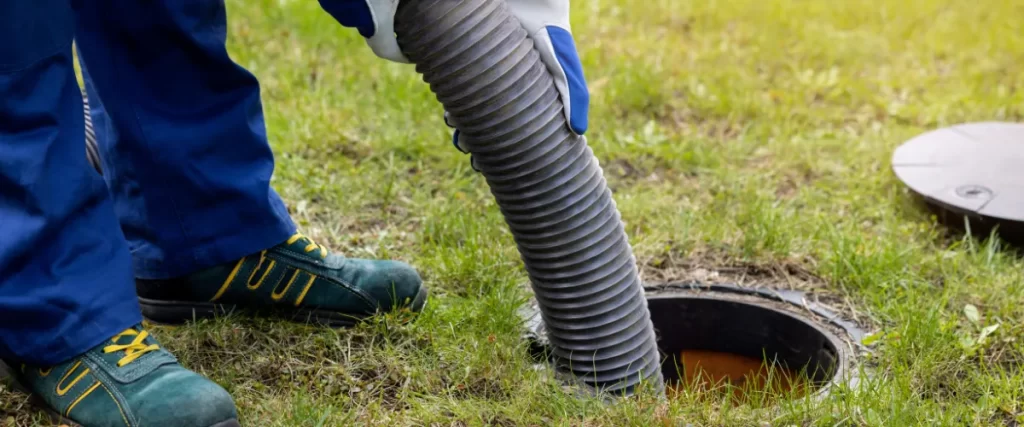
[[667, 350, 810, 403]]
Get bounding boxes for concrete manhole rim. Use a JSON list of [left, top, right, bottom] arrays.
[[521, 281, 868, 401], [644, 282, 865, 399], [642, 282, 868, 345]]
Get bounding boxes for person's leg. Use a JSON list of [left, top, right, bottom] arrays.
[[76, 0, 426, 326], [0, 2, 239, 426], [74, 0, 295, 280], [0, 0, 138, 368]]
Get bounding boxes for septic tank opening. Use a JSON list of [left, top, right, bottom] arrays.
[[647, 292, 846, 404], [520, 283, 861, 402]]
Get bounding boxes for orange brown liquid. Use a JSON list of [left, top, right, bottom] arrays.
[[667, 350, 810, 403]]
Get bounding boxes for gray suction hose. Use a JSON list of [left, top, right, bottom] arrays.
[[395, 0, 664, 395]]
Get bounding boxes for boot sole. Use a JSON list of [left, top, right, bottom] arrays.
[[45, 413, 240, 427], [49, 417, 241, 427], [139, 286, 429, 328]]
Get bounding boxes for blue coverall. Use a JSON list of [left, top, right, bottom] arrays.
[[0, 0, 304, 365]]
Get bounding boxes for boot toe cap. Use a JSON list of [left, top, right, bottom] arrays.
[[134, 368, 238, 427], [352, 259, 425, 312]]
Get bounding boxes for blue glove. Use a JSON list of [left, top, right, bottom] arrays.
[[319, 0, 410, 63], [507, 0, 589, 136], [449, 0, 590, 154]]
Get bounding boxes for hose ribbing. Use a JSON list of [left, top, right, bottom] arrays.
[[395, 0, 664, 395]]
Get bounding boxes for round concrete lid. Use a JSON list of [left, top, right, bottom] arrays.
[[893, 122, 1024, 223]]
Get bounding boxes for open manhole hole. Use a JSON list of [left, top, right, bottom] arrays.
[[521, 283, 862, 403], [650, 291, 851, 403]]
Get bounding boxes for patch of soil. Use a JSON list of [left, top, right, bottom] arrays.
[[658, 107, 749, 142], [639, 249, 872, 331], [604, 158, 670, 183], [641, 251, 824, 292], [774, 168, 822, 199]]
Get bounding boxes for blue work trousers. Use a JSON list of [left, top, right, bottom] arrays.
[[0, 0, 299, 365]]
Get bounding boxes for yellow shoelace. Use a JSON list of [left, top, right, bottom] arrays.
[[102, 329, 160, 367], [287, 232, 328, 259]]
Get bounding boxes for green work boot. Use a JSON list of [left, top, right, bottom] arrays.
[[136, 233, 428, 327], [5, 325, 239, 427]]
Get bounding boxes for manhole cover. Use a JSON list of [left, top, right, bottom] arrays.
[[892, 122, 1024, 244]]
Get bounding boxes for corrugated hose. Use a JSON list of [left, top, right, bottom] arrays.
[[395, 0, 664, 395]]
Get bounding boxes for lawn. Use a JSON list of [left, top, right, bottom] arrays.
[[4, 0, 1024, 425]]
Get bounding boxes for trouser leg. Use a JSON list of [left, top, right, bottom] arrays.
[[0, 0, 141, 365], [74, 0, 295, 280]]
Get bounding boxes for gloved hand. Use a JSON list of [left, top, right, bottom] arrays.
[[449, 0, 590, 156], [318, 0, 410, 63], [507, 0, 589, 136]]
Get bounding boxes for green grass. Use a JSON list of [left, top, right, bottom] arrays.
[[4, 0, 1024, 425]]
